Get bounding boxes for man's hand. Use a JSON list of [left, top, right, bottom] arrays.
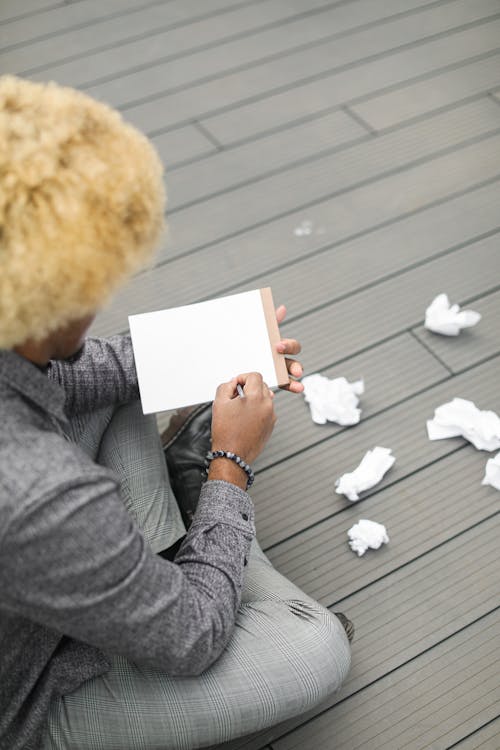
[[275, 304, 304, 394]]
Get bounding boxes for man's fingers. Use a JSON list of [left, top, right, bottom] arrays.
[[216, 378, 238, 400], [280, 380, 305, 394], [275, 304, 287, 325], [286, 358, 303, 378], [276, 338, 302, 356], [234, 372, 264, 396]]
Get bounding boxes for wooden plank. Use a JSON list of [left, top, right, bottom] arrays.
[[164, 109, 367, 211], [224, 518, 500, 750], [150, 103, 500, 265], [255, 333, 448, 472], [273, 233, 500, 374], [92, 152, 500, 341], [151, 125, 217, 170], [198, 15, 500, 146], [0, 0, 246, 51], [351, 49, 500, 131], [5, 0, 267, 75], [24, 0, 340, 83], [82, 0, 454, 110], [226, 178, 500, 324], [0, 0, 61, 24], [413, 288, 500, 374], [273, 612, 499, 749], [254, 354, 499, 552], [330, 518, 500, 700], [117, 4, 500, 136], [449, 718, 500, 748], [92, 133, 500, 339]]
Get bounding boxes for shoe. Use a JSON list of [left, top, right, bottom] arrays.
[[163, 402, 213, 528], [334, 612, 355, 643]]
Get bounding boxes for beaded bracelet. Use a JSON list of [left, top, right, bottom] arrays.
[[205, 450, 255, 488]]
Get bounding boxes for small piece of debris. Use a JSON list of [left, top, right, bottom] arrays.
[[424, 293, 481, 336], [302, 373, 364, 426], [347, 519, 389, 556], [427, 398, 500, 451], [335, 447, 395, 501]]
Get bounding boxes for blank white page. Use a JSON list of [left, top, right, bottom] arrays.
[[129, 288, 286, 414]]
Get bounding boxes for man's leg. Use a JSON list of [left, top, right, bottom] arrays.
[[64, 399, 185, 553], [43, 539, 351, 750]]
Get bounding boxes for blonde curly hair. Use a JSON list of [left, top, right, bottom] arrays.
[[0, 76, 166, 348]]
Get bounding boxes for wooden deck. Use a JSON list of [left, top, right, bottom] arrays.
[[3, 1, 500, 747]]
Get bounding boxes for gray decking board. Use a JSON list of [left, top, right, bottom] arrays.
[[49, 0, 369, 97], [82, 0, 460, 110], [151, 124, 217, 170], [450, 718, 500, 748], [92, 170, 500, 340], [273, 611, 499, 750], [413, 288, 500, 374], [253, 356, 499, 553], [267, 445, 498, 607], [1, 0, 261, 73], [328, 517, 500, 698], [161, 95, 499, 212], [254, 333, 449, 472], [116, 7, 500, 136], [198, 15, 500, 146], [8, 3, 500, 749], [0, 0, 62, 24], [92, 118, 500, 341], [351, 50, 500, 131], [215, 517, 499, 750], [145, 113, 500, 263], [0, 0, 166, 49], [273, 235, 500, 374], [160, 108, 367, 211]]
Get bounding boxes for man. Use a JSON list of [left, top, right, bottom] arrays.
[[0, 76, 351, 750]]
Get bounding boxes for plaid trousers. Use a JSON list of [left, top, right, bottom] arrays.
[[43, 401, 351, 750]]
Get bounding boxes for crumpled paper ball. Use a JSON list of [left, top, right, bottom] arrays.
[[335, 447, 395, 501], [481, 452, 500, 490], [302, 373, 364, 426], [424, 293, 481, 336], [427, 398, 500, 452], [348, 519, 389, 556]]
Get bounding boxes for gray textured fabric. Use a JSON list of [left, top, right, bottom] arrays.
[[63, 400, 186, 554], [43, 540, 351, 750], [0, 337, 255, 750]]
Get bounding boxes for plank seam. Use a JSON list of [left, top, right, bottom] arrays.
[[28, 0, 462, 95], [192, 120, 223, 150], [213, 226, 500, 326], [455, 350, 500, 377], [18, 0, 271, 78], [409, 329, 454, 374], [150, 85, 493, 151], [268, 607, 500, 748], [489, 91, 500, 108], [19, 0, 365, 80], [118, 16, 500, 117], [152, 130, 500, 266], [257, 311, 500, 477], [0, 2, 64, 27], [0, 0, 253, 54], [262, 444, 465, 552], [445, 714, 500, 749], [329, 512, 500, 609], [341, 105, 377, 136], [142, 44, 500, 140], [168, 131, 373, 213]]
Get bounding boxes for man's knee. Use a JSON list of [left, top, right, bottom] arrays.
[[239, 596, 351, 715], [282, 598, 351, 702]]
